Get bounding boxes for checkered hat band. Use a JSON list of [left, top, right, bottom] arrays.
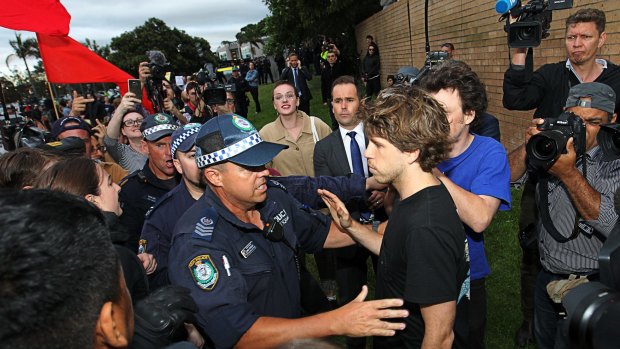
[[171, 127, 201, 157], [196, 133, 263, 167], [143, 124, 179, 138]]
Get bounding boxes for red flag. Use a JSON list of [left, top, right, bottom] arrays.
[[0, 0, 71, 36], [37, 34, 134, 95]]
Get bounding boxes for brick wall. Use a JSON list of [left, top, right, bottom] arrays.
[[355, 0, 620, 151]]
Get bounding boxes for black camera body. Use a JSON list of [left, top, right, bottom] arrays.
[[526, 111, 586, 170], [505, 0, 573, 48], [146, 50, 171, 81], [202, 84, 235, 106]]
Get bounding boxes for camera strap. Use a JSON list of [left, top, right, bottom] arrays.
[[538, 176, 581, 243]]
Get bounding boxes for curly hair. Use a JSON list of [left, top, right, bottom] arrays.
[[419, 60, 488, 121], [362, 85, 453, 172], [566, 8, 605, 34]]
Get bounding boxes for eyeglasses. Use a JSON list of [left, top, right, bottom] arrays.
[[122, 118, 143, 127], [226, 98, 235, 105], [368, 48, 375, 51], [274, 93, 296, 102]]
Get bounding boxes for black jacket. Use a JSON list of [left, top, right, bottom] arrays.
[[321, 61, 347, 103], [281, 66, 313, 101], [503, 60, 620, 118]]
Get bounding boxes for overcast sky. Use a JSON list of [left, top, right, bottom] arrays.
[[0, 0, 270, 75]]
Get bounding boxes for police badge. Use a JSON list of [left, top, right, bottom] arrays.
[[188, 255, 219, 291]]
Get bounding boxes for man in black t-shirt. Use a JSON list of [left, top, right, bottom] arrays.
[[320, 86, 469, 349]]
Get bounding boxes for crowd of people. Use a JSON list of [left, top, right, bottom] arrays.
[[1, 7, 619, 349]]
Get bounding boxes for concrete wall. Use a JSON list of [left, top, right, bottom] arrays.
[[355, 0, 620, 151]]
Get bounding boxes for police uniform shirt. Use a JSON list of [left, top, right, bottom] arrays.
[[119, 161, 178, 251], [140, 180, 196, 287], [168, 184, 330, 349]]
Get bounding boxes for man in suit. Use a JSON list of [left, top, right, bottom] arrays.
[[313, 75, 386, 349], [280, 52, 313, 115]]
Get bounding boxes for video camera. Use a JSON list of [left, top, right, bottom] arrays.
[[411, 51, 449, 85], [498, 0, 573, 48], [145, 50, 171, 113], [526, 111, 586, 171], [562, 216, 620, 349], [202, 84, 235, 106]]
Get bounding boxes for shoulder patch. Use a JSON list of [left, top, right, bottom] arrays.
[[188, 254, 218, 291], [192, 207, 218, 242], [267, 179, 287, 192]]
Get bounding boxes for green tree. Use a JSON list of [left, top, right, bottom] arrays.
[[262, 0, 381, 59], [108, 18, 217, 77], [235, 19, 267, 58], [5, 33, 41, 97], [83, 38, 111, 59]]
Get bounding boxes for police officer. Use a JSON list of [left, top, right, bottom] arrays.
[[167, 114, 407, 349], [119, 112, 179, 253], [142, 120, 380, 291]]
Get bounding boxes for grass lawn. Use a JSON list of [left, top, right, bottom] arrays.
[[247, 79, 536, 348]]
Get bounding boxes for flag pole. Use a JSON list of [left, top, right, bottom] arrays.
[[46, 80, 60, 121]]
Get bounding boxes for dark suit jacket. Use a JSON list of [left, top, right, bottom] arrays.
[[280, 66, 313, 101], [315, 129, 361, 259]]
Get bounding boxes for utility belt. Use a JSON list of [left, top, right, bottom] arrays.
[[543, 268, 599, 304]]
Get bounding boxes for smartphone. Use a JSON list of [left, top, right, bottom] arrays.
[[128, 79, 142, 98]]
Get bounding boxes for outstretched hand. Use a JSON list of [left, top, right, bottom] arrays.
[[318, 189, 352, 229], [330, 285, 408, 337]]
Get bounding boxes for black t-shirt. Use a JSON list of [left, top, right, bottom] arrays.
[[374, 183, 469, 349]]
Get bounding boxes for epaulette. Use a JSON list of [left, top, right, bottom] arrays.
[[267, 179, 288, 192], [191, 207, 219, 242], [119, 170, 142, 187]]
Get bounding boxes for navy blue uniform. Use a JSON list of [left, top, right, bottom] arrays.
[[119, 161, 178, 252], [168, 184, 330, 349], [141, 180, 195, 288], [141, 174, 366, 290]]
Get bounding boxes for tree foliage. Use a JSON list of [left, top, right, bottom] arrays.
[[107, 18, 218, 77], [235, 19, 268, 57], [83, 38, 111, 60], [6, 33, 41, 96], [262, 0, 381, 58]]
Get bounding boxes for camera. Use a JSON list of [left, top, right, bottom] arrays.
[[597, 124, 620, 161], [562, 218, 620, 349], [502, 0, 573, 48], [146, 50, 171, 81], [202, 84, 235, 106], [526, 111, 586, 170], [145, 50, 172, 113]]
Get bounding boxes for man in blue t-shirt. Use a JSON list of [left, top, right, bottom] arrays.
[[420, 60, 512, 349]]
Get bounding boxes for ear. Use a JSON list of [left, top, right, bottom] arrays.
[[464, 110, 475, 126], [95, 302, 130, 349], [140, 140, 149, 154], [172, 158, 183, 175], [204, 167, 224, 187], [85, 194, 96, 203], [611, 113, 617, 124], [598, 32, 607, 48], [404, 149, 420, 165]]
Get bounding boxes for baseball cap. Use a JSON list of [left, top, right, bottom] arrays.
[[39, 137, 86, 156], [232, 66, 240, 72], [565, 82, 616, 115], [51, 116, 92, 139], [194, 114, 287, 168], [171, 123, 201, 159], [140, 113, 179, 141]]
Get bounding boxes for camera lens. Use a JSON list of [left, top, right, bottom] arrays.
[[531, 136, 558, 160], [518, 27, 537, 41]]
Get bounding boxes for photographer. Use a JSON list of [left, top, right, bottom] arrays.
[[502, 8, 620, 346], [183, 82, 211, 123], [139, 62, 189, 124], [227, 67, 249, 118], [508, 82, 620, 349]]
